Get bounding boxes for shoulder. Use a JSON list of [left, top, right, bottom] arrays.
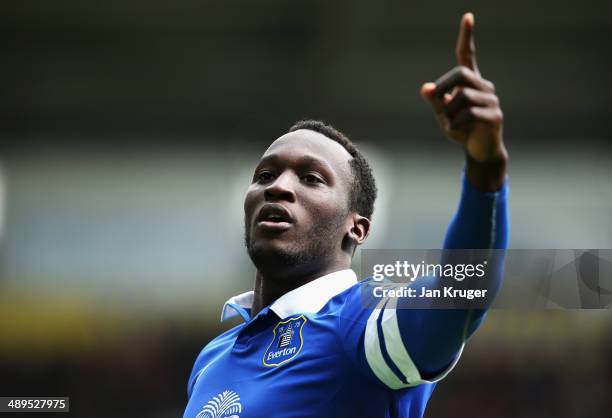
[[193, 324, 243, 366], [187, 324, 244, 396]]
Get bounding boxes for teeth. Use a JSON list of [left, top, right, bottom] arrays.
[[259, 209, 290, 223]]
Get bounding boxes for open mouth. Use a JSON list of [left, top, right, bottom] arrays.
[[256, 204, 294, 231]]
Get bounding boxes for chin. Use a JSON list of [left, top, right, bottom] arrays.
[[247, 238, 307, 271], [248, 238, 295, 259]]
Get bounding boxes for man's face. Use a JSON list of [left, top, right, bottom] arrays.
[[244, 129, 354, 274]]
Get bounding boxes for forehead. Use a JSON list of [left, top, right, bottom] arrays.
[[261, 129, 353, 176]]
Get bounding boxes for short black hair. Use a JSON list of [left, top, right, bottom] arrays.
[[288, 120, 377, 220]]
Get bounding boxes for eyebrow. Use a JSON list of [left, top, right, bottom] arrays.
[[256, 154, 335, 173]]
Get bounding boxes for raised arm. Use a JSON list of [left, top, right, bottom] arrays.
[[346, 14, 510, 390], [411, 12, 509, 373]]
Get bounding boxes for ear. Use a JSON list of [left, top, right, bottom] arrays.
[[347, 213, 371, 246]]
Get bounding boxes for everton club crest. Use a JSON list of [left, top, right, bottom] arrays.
[[263, 315, 307, 367]]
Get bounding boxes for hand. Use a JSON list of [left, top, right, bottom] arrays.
[[421, 13, 507, 191]]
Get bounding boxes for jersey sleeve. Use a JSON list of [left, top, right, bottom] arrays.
[[342, 174, 509, 390]]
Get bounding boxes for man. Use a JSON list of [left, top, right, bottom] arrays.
[[184, 13, 508, 418]]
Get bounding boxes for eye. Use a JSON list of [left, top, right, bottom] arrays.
[[256, 171, 275, 183], [302, 174, 323, 184]]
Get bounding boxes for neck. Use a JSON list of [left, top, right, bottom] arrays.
[[251, 261, 349, 317]]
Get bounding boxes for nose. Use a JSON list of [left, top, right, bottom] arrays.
[[264, 171, 296, 202]]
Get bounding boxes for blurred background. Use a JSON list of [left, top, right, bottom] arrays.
[[1, 1, 611, 417]]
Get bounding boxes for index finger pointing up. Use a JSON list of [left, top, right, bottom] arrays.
[[456, 12, 479, 75]]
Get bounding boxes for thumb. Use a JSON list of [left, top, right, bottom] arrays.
[[421, 82, 445, 115], [420, 82, 436, 101]]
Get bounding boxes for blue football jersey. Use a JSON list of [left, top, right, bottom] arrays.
[[184, 175, 509, 418], [183, 270, 461, 418]]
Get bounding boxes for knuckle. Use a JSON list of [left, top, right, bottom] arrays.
[[496, 109, 504, 122], [457, 65, 471, 78], [463, 89, 479, 105]]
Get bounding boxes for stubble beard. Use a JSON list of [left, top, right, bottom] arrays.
[[244, 213, 347, 279]]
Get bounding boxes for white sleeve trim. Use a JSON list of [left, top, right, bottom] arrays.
[[364, 297, 409, 390], [380, 297, 422, 384], [364, 296, 466, 389]]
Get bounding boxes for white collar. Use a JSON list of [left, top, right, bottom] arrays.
[[220, 269, 358, 322]]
